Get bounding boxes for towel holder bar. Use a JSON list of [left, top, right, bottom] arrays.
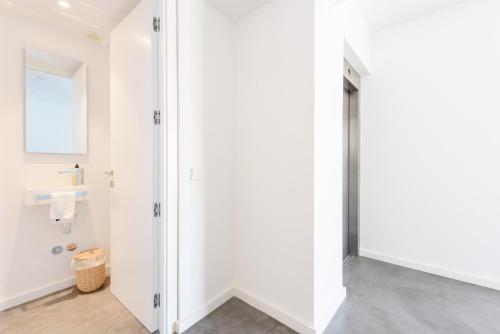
[[25, 186, 91, 206], [36, 191, 89, 201]]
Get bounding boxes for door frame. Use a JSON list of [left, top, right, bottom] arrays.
[[158, 0, 179, 333]]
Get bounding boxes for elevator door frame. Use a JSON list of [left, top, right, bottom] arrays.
[[343, 60, 360, 261]]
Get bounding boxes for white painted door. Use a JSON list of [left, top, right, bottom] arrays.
[[109, 0, 159, 332]]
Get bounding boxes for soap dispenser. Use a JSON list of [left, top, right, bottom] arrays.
[[72, 164, 80, 186]]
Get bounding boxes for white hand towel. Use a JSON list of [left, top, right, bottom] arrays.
[[50, 192, 76, 222]]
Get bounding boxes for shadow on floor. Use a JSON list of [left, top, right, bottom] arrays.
[[41, 277, 111, 309]]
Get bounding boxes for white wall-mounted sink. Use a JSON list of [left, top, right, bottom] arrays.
[[25, 185, 91, 206]]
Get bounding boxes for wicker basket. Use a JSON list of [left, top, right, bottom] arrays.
[[75, 263, 106, 292], [72, 248, 106, 293]]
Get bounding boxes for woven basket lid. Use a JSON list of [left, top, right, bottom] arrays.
[[73, 248, 105, 263]]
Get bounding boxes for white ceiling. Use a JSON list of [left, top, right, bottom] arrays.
[[358, 0, 469, 32], [1, 0, 470, 42], [208, 0, 468, 31], [207, 0, 272, 21], [1, 0, 141, 44]]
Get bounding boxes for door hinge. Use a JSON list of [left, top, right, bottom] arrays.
[[154, 110, 160, 125], [153, 17, 160, 32], [154, 202, 161, 218], [153, 293, 160, 308]]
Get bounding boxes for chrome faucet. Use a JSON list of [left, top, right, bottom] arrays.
[[58, 165, 84, 186]]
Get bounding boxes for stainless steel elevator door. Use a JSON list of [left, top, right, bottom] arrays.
[[348, 87, 359, 258], [343, 88, 350, 261], [343, 83, 359, 262]]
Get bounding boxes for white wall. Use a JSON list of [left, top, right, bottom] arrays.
[[0, 9, 110, 310], [361, 0, 500, 290], [177, 0, 236, 329], [177, 0, 372, 332], [313, 0, 345, 331], [339, 0, 372, 75], [313, 0, 370, 331], [234, 0, 316, 329]]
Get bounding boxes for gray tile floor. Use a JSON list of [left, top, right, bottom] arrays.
[[184, 297, 297, 334], [326, 257, 500, 334], [2, 258, 500, 334], [186, 257, 500, 334], [0, 278, 148, 334]]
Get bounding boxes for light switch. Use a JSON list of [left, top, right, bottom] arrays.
[[190, 169, 201, 181]]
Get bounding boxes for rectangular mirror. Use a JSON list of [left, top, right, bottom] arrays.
[[25, 48, 88, 154]]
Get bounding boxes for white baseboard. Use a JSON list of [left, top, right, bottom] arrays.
[[176, 288, 234, 333], [176, 287, 346, 334], [234, 287, 316, 334], [0, 265, 112, 312], [0, 276, 75, 311], [315, 287, 346, 334], [360, 249, 500, 291]]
